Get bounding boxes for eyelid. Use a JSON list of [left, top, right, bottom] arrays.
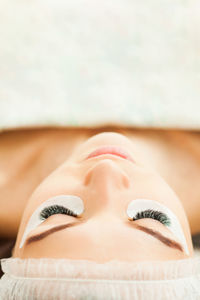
[[131, 209, 170, 227], [19, 195, 84, 249], [129, 216, 176, 242], [40, 205, 78, 220], [126, 199, 189, 255]]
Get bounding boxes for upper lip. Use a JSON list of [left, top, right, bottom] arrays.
[[86, 146, 135, 163]]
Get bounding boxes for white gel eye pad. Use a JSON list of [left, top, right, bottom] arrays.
[[126, 199, 189, 255], [19, 195, 84, 249]]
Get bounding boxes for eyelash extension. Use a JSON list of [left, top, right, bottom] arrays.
[[40, 205, 77, 220], [132, 209, 171, 226]]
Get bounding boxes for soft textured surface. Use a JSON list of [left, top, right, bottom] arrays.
[[0, 0, 200, 130], [1, 258, 200, 299]]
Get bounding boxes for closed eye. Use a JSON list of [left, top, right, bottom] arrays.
[[19, 195, 84, 249], [40, 205, 77, 220], [126, 199, 189, 255], [132, 209, 171, 226]]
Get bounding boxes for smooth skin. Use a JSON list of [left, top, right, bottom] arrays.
[[0, 128, 200, 262]]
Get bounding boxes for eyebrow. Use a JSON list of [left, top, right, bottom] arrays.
[[25, 221, 183, 253], [25, 222, 80, 245], [133, 223, 183, 252]]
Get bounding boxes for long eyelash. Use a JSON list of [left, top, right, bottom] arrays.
[[40, 205, 77, 220], [133, 209, 171, 226]]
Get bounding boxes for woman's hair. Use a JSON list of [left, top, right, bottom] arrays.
[[1, 257, 200, 300]]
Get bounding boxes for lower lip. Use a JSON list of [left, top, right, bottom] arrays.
[[86, 146, 134, 162]]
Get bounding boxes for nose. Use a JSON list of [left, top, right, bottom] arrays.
[[84, 159, 130, 189]]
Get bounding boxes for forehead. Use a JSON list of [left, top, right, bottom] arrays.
[[15, 217, 187, 261]]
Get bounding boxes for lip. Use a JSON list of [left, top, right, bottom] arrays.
[[86, 146, 135, 163]]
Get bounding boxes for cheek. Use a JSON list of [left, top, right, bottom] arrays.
[[127, 173, 176, 206]]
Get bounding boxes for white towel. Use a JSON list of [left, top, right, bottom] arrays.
[[0, 0, 200, 130]]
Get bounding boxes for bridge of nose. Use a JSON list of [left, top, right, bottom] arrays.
[[83, 159, 130, 188]]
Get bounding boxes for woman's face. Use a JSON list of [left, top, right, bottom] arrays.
[[13, 132, 193, 262]]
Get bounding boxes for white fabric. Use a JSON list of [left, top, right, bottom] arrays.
[[0, 0, 200, 130], [0, 257, 200, 299]]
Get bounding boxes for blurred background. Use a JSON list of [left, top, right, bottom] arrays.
[[0, 0, 200, 130]]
